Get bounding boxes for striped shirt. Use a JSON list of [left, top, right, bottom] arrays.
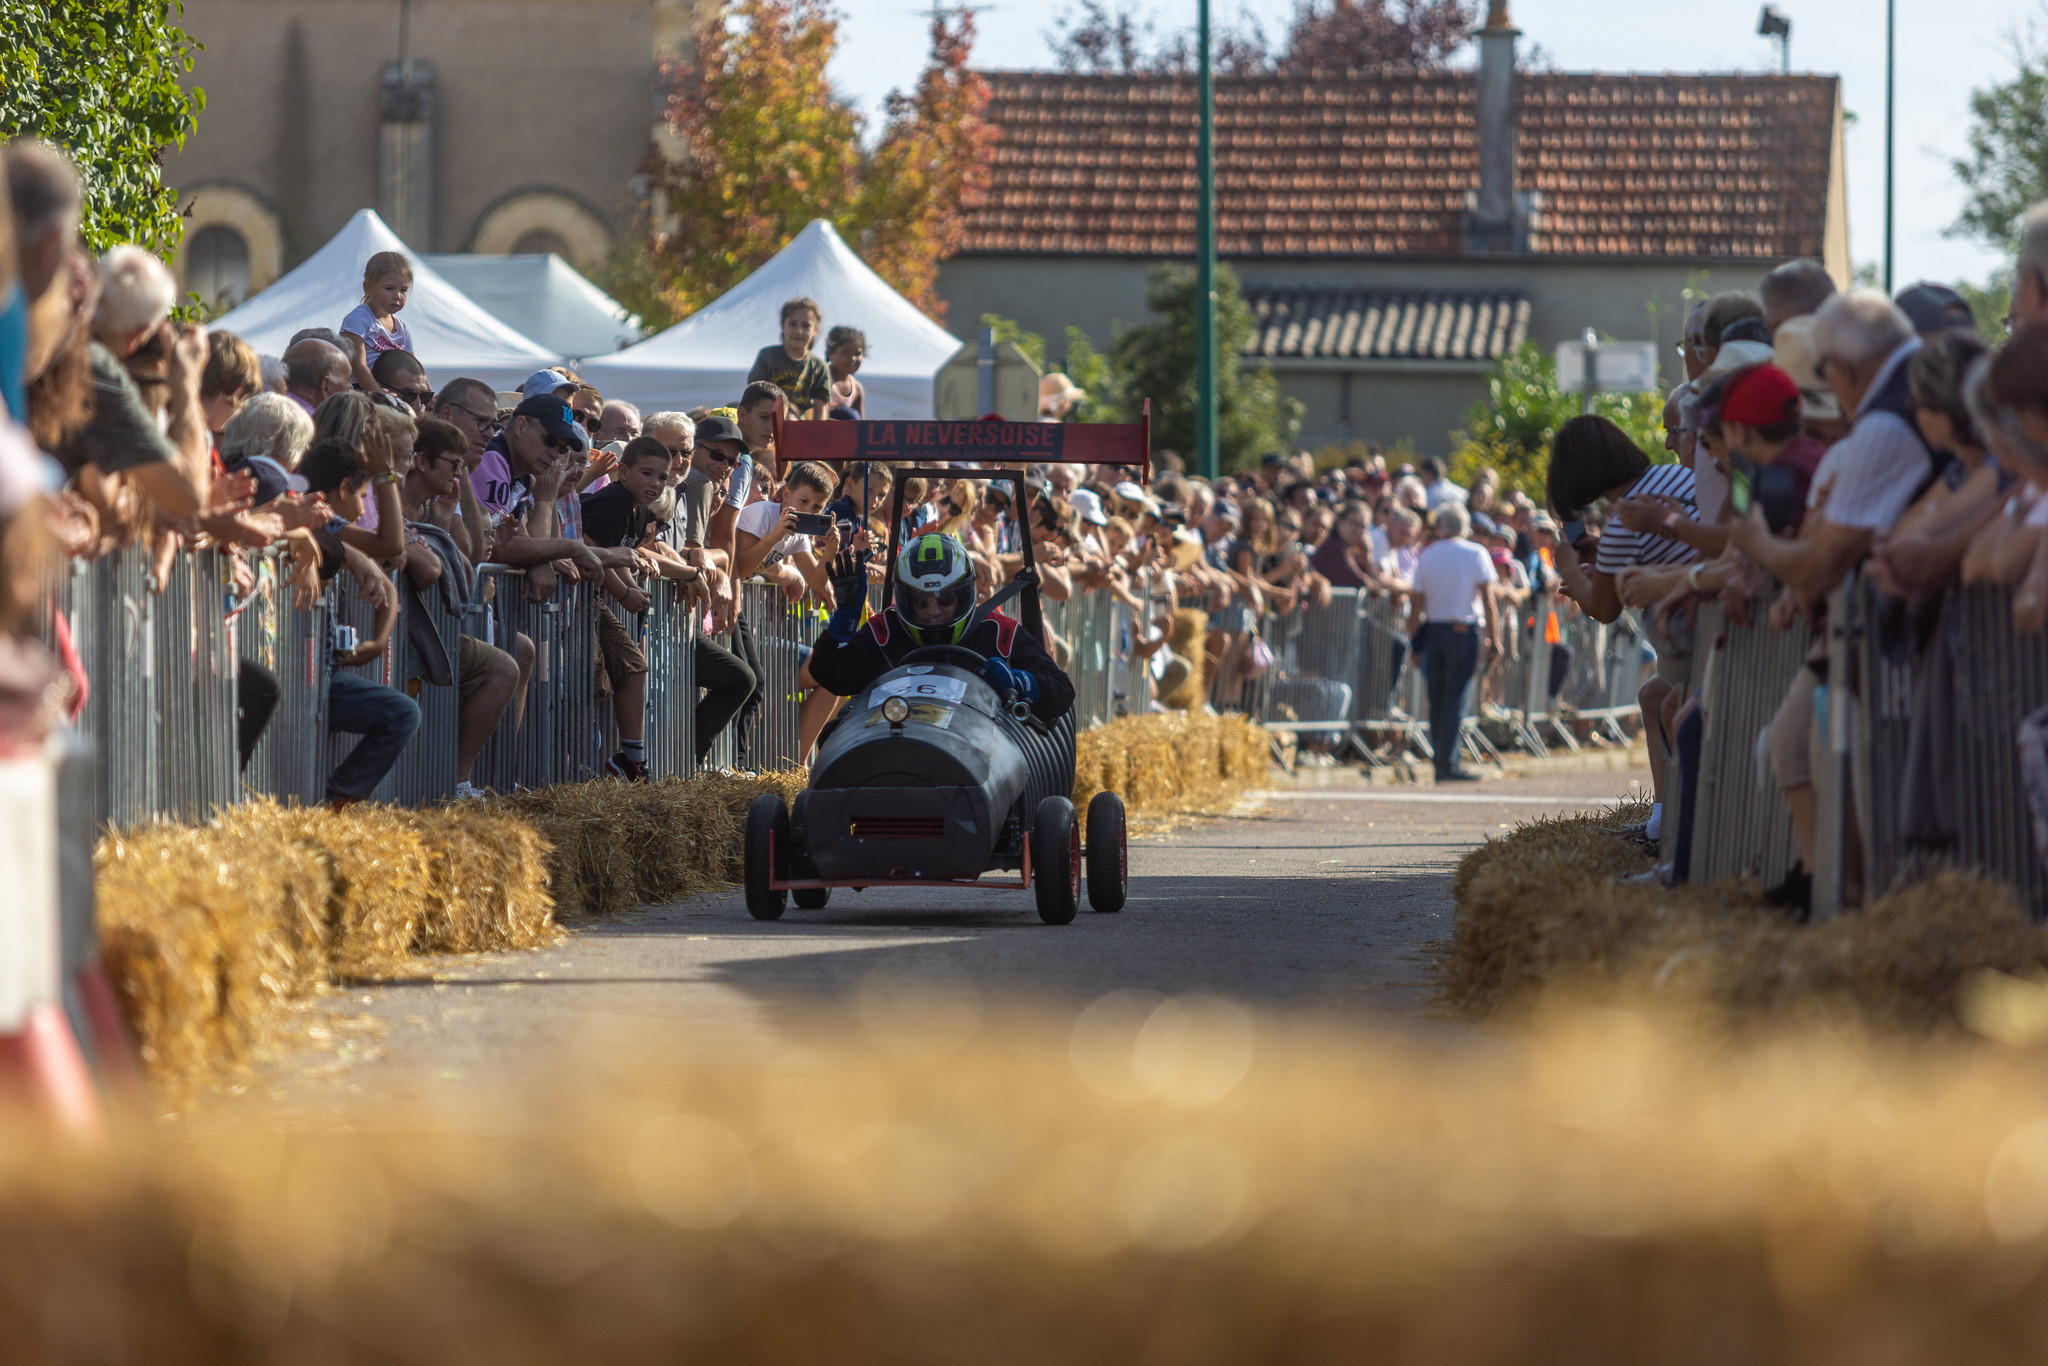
[[1594, 463, 1701, 573]]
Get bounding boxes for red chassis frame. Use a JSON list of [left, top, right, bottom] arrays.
[[773, 400, 1150, 481]]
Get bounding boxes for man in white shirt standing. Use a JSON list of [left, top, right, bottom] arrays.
[[1409, 503, 1498, 782], [1419, 456, 1467, 512]]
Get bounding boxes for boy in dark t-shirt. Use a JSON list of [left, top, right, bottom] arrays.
[[746, 296, 832, 417], [579, 436, 678, 781]]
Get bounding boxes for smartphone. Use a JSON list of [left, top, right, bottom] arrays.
[[1561, 517, 1585, 545], [789, 512, 836, 535], [1726, 455, 1756, 518]]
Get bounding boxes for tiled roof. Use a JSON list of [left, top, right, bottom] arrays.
[[1243, 286, 1529, 361], [961, 70, 1839, 260]]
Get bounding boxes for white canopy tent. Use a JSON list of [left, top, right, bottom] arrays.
[[422, 253, 644, 361], [579, 219, 960, 419], [211, 209, 560, 393]]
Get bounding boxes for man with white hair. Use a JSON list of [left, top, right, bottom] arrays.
[[1729, 288, 1931, 915], [282, 337, 349, 416], [1408, 500, 1498, 783], [596, 400, 641, 445], [51, 244, 208, 515]]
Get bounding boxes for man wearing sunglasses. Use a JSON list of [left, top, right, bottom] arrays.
[[370, 349, 435, 414], [429, 377, 503, 463], [470, 392, 607, 601]]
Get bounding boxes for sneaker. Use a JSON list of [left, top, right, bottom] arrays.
[[1612, 863, 1674, 887], [606, 752, 650, 782], [1601, 821, 1651, 839], [454, 780, 487, 800], [1436, 769, 1483, 783], [1762, 864, 1811, 919]]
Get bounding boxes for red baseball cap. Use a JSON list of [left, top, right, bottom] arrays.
[[1719, 364, 1801, 428]]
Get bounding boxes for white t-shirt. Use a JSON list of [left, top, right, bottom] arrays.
[[735, 499, 812, 566], [1595, 463, 1701, 573], [1806, 339, 1930, 534], [1424, 477, 1468, 511], [1412, 537, 1497, 624]]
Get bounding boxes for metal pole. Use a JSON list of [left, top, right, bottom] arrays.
[[976, 325, 996, 416], [1883, 0, 1894, 294], [1195, 0, 1219, 479]]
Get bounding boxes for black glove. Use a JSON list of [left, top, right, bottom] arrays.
[[826, 541, 869, 642]]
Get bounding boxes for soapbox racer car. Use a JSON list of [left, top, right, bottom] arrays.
[[742, 414, 1150, 925]]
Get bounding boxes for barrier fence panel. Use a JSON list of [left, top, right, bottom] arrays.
[[329, 568, 407, 803], [1840, 575, 1918, 902], [236, 549, 330, 808], [1067, 591, 1115, 730], [1254, 588, 1363, 745], [386, 558, 463, 806], [741, 581, 824, 771], [73, 546, 157, 828], [470, 567, 604, 790], [1687, 597, 1810, 886], [163, 549, 240, 823], [637, 577, 700, 779], [1953, 583, 2048, 916]]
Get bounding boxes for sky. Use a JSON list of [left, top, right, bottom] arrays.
[[826, 0, 2039, 289]]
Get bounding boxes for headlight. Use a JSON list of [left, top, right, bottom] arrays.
[[882, 696, 911, 725]]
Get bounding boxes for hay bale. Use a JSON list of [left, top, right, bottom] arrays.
[[1158, 608, 1208, 711], [1444, 806, 2048, 1033], [94, 809, 333, 1104], [489, 770, 810, 918], [17, 1005, 2048, 1361], [1075, 712, 1269, 827], [410, 807, 557, 954]]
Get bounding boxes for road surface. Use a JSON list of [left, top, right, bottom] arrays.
[[255, 766, 1651, 1109]]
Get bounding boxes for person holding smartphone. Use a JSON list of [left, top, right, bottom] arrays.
[[735, 460, 846, 760]]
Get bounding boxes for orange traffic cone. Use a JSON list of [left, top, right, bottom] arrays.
[[0, 999, 104, 1139]]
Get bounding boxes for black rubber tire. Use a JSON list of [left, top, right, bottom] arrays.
[[792, 887, 831, 910], [744, 793, 788, 921], [1085, 791, 1128, 913], [1032, 796, 1081, 925]]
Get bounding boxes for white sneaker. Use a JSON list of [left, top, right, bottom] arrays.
[[454, 781, 487, 800]]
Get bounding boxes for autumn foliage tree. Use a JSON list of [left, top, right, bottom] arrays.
[[605, 0, 993, 327]]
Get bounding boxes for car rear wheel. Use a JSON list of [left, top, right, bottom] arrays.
[[1085, 791, 1127, 913], [1032, 796, 1080, 925], [792, 887, 831, 910], [744, 793, 788, 921]]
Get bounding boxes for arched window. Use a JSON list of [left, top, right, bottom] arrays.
[[511, 228, 573, 258], [187, 224, 251, 314]]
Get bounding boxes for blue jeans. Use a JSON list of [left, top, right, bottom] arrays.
[[1418, 623, 1479, 776], [327, 670, 421, 800]]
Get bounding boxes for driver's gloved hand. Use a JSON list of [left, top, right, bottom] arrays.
[[825, 544, 868, 642], [979, 657, 1039, 702]]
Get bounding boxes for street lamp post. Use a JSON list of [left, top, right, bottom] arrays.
[[1194, 0, 1218, 480]]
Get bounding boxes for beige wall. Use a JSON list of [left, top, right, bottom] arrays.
[[163, 0, 661, 266], [937, 255, 1778, 455]]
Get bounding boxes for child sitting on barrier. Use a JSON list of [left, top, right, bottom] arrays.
[[746, 298, 832, 420], [299, 436, 422, 807]]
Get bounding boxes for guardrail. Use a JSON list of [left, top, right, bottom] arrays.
[[236, 547, 329, 808], [1685, 596, 1811, 888]]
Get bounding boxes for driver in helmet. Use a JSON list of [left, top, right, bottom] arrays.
[[809, 531, 1074, 724]]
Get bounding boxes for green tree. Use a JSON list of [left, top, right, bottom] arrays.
[[1951, 28, 2048, 251], [1446, 342, 1668, 502], [1960, 271, 2014, 340], [1103, 262, 1300, 471], [979, 312, 1047, 371], [0, 0, 206, 255]]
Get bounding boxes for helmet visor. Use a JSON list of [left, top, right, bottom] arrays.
[[905, 585, 971, 626]]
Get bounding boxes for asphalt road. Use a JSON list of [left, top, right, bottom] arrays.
[[257, 765, 1651, 1109]]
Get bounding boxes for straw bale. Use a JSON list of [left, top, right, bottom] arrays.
[[1444, 804, 2048, 1033], [488, 770, 810, 918], [94, 809, 334, 1105], [408, 807, 557, 954], [15, 1004, 2048, 1361], [1075, 711, 1267, 824]]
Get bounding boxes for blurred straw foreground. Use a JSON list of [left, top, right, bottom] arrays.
[[1444, 804, 2048, 1031], [11, 1000, 2048, 1362]]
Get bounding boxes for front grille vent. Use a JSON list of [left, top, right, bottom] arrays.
[[851, 818, 945, 840]]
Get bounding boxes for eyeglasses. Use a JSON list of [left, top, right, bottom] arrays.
[[453, 405, 501, 435]]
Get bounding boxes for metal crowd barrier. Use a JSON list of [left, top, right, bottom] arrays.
[[1686, 596, 1810, 887], [740, 580, 827, 770], [1043, 590, 1116, 730], [236, 547, 329, 807], [470, 566, 603, 789], [635, 576, 701, 779]]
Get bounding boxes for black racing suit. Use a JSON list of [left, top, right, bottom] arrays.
[[808, 606, 1075, 726]]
